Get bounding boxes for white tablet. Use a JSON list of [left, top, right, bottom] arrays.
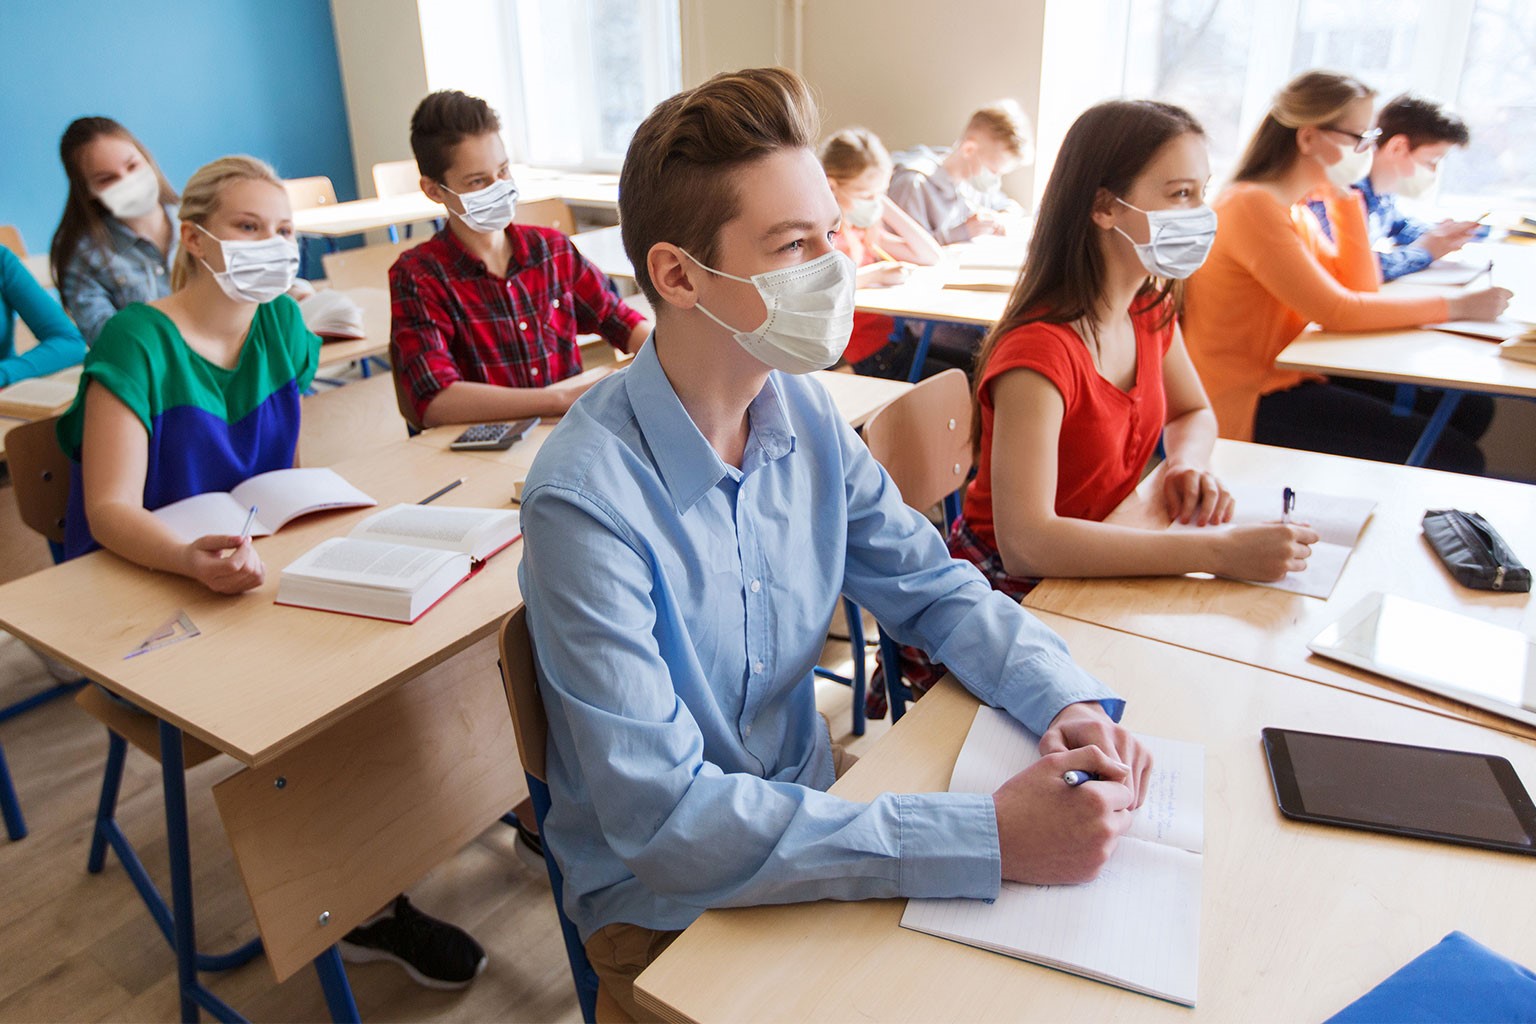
[[1308, 592, 1536, 728]]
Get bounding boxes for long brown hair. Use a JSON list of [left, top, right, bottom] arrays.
[[1232, 70, 1375, 183], [49, 117, 178, 288], [970, 99, 1203, 458]]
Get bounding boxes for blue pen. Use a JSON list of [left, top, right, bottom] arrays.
[[1062, 770, 1098, 787], [1281, 486, 1296, 525], [239, 505, 258, 541]]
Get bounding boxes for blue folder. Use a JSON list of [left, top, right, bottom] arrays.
[[1328, 931, 1536, 1023]]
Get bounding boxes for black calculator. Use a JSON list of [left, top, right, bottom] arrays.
[[449, 418, 540, 451]]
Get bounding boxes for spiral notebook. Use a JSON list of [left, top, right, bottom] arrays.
[[900, 707, 1205, 1006]]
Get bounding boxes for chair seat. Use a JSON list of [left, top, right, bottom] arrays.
[[75, 686, 221, 768]]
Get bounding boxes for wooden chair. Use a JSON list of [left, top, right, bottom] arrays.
[[498, 607, 628, 1024], [517, 198, 577, 235], [857, 368, 974, 721], [283, 175, 338, 210], [320, 237, 415, 292], [0, 223, 25, 257], [371, 159, 421, 198]]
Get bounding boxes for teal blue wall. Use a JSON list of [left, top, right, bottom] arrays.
[[0, 0, 357, 256]]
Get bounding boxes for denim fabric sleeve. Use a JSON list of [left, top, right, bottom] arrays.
[[519, 481, 1001, 914], [1378, 245, 1434, 283], [830, 408, 1124, 734]]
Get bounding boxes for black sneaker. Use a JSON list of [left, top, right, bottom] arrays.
[[338, 895, 487, 990]]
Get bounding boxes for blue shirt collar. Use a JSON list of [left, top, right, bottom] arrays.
[[624, 335, 796, 515]]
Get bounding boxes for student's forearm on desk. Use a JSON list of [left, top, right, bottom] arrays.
[[87, 501, 206, 577], [995, 512, 1224, 580], [421, 380, 575, 426], [1160, 409, 1218, 472]]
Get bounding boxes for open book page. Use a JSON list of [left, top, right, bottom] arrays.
[[901, 707, 1205, 1005], [153, 491, 264, 541], [1408, 259, 1492, 287], [1426, 319, 1533, 342], [229, 468, 376, 532], [1166, 484, 1374, 600], [348, 504, 519, 561], [949, 707, 1203, 853], [284, 538, 466, 591]]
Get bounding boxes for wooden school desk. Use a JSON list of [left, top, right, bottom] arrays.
[[634, 612, 1536, 1023], [312, 285, 392, 375], [1274, 239, 1536, 466], [569, 225, 634, 282], [0, 438, 525, 1020], [1025, 440, 1536, 737]]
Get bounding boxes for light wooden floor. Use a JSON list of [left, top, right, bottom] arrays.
[[0, 412, 888, 1021]]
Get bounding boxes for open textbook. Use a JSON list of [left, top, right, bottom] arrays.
[[151, 468, 376, 542], [901, 707, 1205, 1006], [1172, 484, 1375, 599], [277, 504, 520, 623]]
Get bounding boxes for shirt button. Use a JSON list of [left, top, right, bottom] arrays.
[[753, 661, 764, 674], [530, 367, 541, 377], [744, 724, 753, 738], [154, 266, 164, 276], [519, 321, 529, 331], [553, 299, 561, 309], [749, 579, 761, 593]]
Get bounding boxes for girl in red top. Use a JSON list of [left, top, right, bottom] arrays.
[[875, 101, 1319, 717], [819, 128, 950, 378]]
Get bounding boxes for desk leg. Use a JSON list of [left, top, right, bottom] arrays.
[[1405, 390, 1463, 467], [158, 719, 255, 1024], [906, 322, 938, 383], [1392, 383, 1417, 417], [844, 597, 866, 738], [313, 945, 361, 1023], [0, 741, 25, 841]]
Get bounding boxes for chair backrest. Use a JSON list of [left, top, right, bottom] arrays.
[[0, 224, 25, 256], [320, 237, 414, 291], [282, 176, 337, 211], [859, 368, 973, 515], [497, 606, 548, 782], [5, 416, 70, 543], [371, 159, 422, 198], [516, 198, 577, 235]]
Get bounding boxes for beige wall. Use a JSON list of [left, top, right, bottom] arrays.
[[680, 0, 1048, 206], [330, 0, 429, 199]]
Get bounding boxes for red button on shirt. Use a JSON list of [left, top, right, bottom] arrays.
[[389, 223, 643, 424]]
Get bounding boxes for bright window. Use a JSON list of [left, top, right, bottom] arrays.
[[1039, 0, 1531, 205], [418, 0, 681, 173]]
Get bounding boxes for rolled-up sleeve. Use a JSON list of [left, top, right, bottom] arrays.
[[388, 256, 463, 424], [563, 242, 643, 351], [519, 482, 1001, 930]]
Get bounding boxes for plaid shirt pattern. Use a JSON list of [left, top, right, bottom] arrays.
[[389, 223, 643, 423]]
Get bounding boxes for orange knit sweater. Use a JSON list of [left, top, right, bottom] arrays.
[[1182, 182, 1451, 440]]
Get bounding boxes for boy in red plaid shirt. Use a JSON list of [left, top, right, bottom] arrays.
[[390, 90, 650, 427]]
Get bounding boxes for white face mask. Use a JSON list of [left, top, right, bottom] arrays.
[[1396, 160, 1438, 199], [1322, 142, 1373, 190], [846, 195, 882, 230], [96, 163, 161, 220], [967, 169, 1001, 194], [444, 178, 518, 234], [1113, 198, 1218, 280], [195, 224, 300, 304], [682, 248, 857, 374]]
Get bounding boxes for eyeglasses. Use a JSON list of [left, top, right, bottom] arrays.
[[1321, 125, 1382, 153]]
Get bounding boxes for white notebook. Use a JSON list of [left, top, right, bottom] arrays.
[[1170, 484, 1375, 599], [151, 468, 376, 542], [901, 707, 1205, 1006]]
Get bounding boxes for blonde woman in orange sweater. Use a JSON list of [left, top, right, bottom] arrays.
[[1183, 70, 1511, 473]]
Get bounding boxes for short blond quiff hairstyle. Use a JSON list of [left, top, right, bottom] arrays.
[[965, 99, 1033, 159], [171, 155, 285, 291], [619, 66, 820, 306]]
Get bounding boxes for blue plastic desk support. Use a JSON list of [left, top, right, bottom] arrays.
[[1405, 389, 1463, 467], [810, 596, 868, 736], [1, 741, 25, 841], [84, 715, 361, 1022]]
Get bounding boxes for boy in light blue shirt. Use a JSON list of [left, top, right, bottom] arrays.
[[518, 67, 1151, 1020]]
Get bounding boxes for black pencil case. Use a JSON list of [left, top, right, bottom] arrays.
[[1422, 509, 1531, 592]]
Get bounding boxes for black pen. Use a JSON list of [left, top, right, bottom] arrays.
[[1281, 486, 1296, 524], [419, 477, 465, 505]]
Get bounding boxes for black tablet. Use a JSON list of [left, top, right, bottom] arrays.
[[1261, 727, 1536, 856]]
